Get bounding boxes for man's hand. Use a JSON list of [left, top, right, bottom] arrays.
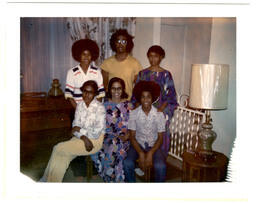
[[145, 151, 153, 169], [81, 136, 94, 152], [138, 152, 146, 171]]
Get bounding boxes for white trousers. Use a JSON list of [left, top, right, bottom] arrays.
[[41, 134, 104, 182]]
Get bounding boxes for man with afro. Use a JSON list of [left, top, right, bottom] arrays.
[[100, 29, 142, 99]]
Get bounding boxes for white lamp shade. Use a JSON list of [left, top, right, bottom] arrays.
[[189, 64, 229, 110]]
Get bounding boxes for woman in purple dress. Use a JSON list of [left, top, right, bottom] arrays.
[[92, 77, 133, 182], [131, 45, 178, 157]]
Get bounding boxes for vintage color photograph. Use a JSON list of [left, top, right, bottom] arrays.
[[20, 17, 236, 183], [2, 1, 255, 202]]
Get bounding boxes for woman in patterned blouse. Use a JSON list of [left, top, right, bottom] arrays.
[[131, 45, 178, 157], [39, 80, 106, 182], [92, 77, 133, 182]]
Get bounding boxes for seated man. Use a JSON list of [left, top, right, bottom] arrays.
[[123, 81, 166, 182], [39, 80, 106, 182]]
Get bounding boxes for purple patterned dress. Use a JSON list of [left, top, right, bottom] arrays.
[[131, 69, 178, 156], [91, 100, 133, 182]]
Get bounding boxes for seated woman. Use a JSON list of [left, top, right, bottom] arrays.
[[124, 81, 166, 182], [92, 77, 133, 182], [131, 45, 178, 157], [40, 80, 106, 182]]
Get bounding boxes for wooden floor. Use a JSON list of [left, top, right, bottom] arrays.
[[20, 127, 182, 183]]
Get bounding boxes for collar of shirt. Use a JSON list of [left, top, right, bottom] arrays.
[[111, 54, 131, 62], [78, 64, 91, 72], [138, 105, 158, 119], [81, 98, 98, 109]]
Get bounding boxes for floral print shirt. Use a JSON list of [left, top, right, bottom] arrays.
[[91, 100, 133, 182], [104, 100, 133, 137], [72, 98, 106, 139]]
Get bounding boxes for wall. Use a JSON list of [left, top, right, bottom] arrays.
[[133, 18, 154, 68], [209, 18, 236, 157], [161, 18, 212, 97], [133, 18, 212, 99], [21, 18, 51, 92], [133, 18, 212, 100], [20, 18, 76, 93]]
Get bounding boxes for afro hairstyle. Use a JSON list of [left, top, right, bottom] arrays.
[[110, 29, 134, 53], [133, 80, 160, 103], [72, 39, 99, 62]]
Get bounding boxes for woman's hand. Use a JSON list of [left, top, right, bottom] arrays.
[[157, 107, 164, 112], [81, 136, 94, 152], [72, 126, 81, 134], [118, 133, 129, 142], [132, 102, 140, 110], [157, 102, 168, 112], [68, 98, 77, 109]]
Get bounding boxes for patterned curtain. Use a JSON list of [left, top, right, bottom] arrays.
[[66, 17, 136, 66]]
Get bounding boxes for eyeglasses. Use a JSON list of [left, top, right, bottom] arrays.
[[116, 39, 127, 45], [82, 89, 95, 94], [111, 87, 122, 91]]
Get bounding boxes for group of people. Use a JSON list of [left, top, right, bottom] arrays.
[[39, 29, 178, 183]]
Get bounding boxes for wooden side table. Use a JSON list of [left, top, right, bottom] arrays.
[[182, 151, 228, 182], [20, 94, 74, 132]]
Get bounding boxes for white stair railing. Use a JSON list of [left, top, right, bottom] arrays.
[[168, 106, 205, 161]]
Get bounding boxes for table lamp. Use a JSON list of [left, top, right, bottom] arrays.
[[189, 64, 229, 160]]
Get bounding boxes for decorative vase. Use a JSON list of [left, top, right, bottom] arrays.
[[48, 79, 64, 97]]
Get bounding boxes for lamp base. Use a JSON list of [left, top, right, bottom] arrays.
[[195, 150, 217, 162], [196, 110, 217, 162]]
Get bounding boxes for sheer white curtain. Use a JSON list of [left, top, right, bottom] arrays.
[[66, 17, 136, 66]]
